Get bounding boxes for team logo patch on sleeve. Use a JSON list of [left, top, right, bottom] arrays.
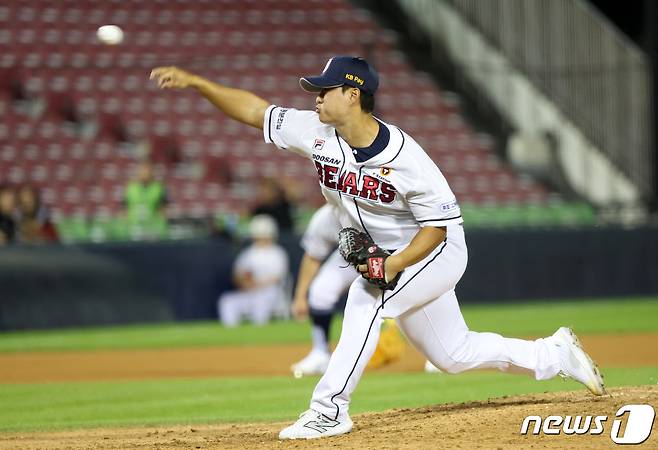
[[313, 139, 325, 150]]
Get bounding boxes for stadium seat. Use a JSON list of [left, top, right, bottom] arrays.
[[0, 0, 577, 237]]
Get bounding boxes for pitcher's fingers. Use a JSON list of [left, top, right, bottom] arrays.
[[150, 67, 167, 79]]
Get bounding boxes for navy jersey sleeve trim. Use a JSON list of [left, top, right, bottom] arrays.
[[266, 105, 275, 143], [418, 215, 462, 223]]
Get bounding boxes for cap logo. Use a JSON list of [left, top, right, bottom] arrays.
[[322, 58, 334, 74], [345, 73, 364, 85]]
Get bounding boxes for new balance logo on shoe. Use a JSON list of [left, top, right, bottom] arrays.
[[280, 409, 353, 439], [303, 415, 340, 433]]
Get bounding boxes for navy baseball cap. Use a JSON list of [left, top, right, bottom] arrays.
[[299, 56, 379, 95]]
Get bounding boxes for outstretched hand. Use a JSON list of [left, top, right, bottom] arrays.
[[150, 66, 196, 89]]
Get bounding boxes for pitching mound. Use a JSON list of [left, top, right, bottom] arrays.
[[2, 386, 656, 449]]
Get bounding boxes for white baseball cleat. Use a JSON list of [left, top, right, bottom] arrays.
[[424, 360, 443, 373], [552, 327, 605, 395], [279, 409, 353, 440], [290, 350, 330, 378]]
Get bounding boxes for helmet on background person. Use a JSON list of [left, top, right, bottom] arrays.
[[249, 214, 278, 240]]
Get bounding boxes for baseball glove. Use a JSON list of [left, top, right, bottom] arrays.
[[337, 227, 402, 291]]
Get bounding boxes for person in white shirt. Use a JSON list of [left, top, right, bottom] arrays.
[[290, 205, 441, 378], [151, 56, 604, 440], [290, 204, 356, 376], [218, 215, 289, 327], [291, 203, 434, 377]]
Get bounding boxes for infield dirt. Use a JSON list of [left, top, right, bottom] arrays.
[[1, 332, 657, 383]]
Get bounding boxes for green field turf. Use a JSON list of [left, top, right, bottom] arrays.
[[0, 367, 656, 432], [0, 297, 656, 433], [0, 297, 657, 352]]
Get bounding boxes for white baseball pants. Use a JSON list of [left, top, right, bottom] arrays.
[[308, 249, 359, 312], [217, 285, 283, 326], [309, 224, 562, 420]]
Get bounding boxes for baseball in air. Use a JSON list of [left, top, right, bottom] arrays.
[[97, 25, 124, 45]]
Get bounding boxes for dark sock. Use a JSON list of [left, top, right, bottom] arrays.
[[310, 311, 332, 348]]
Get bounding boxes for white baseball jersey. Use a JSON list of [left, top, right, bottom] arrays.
[[218, 243, 289, 327], [300, 203, 341, 260], [263, 105, 567, 425], [234, 243, 288, 284], [263, 106, 462, 250]]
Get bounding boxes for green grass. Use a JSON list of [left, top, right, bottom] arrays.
[[0, 367, 656, 432], [0, 297, 657, 353], [0, 321, 315, 353], [461, 296, 658, 336], [0, 297, 656, 433]]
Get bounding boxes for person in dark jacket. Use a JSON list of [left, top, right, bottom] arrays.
[[0, 185, 17, 245]]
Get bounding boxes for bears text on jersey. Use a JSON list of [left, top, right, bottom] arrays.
[[313, 161, 396, 204]]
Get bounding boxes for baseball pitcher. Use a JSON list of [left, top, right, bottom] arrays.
[[151, 55, 604, 441]]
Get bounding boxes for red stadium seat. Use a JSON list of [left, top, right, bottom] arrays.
[[0, 0, 555, 222]]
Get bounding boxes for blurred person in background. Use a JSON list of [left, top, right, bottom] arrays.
[[250, 177, 294, 233], [291, 204, 425, 377], [124, 160, 168, 240], [0, 185, 17, 245], [217, 215, 289, 327], [290, 204, 354, 375], [16, 185, 58, 244]]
